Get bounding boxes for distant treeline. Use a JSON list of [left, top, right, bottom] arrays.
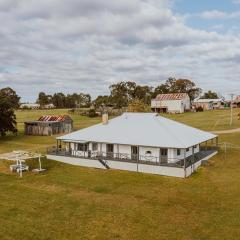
[[36, 77, 220, 109], [0, 78, 220, 136], [37, 92, 91, 108]]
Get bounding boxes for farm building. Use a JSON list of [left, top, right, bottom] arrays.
[[47, 113, 218, 178], [233, 96, 240, 108], [20, 103, 40, 109], [151, 93, 190, 113], [20, 103, 55, 109], [25, 115, 73, 136], [192, 99, 224, 110]]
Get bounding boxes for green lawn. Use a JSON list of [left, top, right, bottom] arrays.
[[0, 109, 102, 154], [162, 108, 240, 131], [0, 109, 240, 240]]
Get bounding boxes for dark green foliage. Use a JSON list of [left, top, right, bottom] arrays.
[[109, 81, 153, 108], [37, 92, 52, 107], [201, 90, 219, 99], [153, 77, 202, 100], [93, 95, 113, 108], [88, 109, 98, 118], [37, 92, 91, 108], [0, 87, 20, 109], [0, 87, 19, 136]]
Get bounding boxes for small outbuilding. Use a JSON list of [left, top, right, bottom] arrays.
[[151, 93, 191, 113], [24, 115, 73, 136], [192, 99, 224, 110]]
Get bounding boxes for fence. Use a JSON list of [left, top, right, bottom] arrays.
[[47, 146, 217, 169]]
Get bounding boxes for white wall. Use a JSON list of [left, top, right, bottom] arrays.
[[118, 144, 131, 156], [47, 154, 185, 178], [47, 149, 218, 178], [65, 142, 199, 164], [139, 146, 159, 162]]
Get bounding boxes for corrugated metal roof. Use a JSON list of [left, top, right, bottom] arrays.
[[193, 99, 223, 103], [57, 113, 217, 149], [155, 93, 188, 101], [38, 115, 70, 122]]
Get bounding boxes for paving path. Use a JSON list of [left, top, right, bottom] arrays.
[[211, 128, 240, 134]]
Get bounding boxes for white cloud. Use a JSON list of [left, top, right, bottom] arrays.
[[0, 0, 239, 101], [233, 0, 240, 4], [200, 10, 240, 19]]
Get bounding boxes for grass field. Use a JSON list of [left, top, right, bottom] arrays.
[[0, 109, 240, 240]]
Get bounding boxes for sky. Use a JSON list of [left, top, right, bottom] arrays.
[[0, 0, 240, 102]]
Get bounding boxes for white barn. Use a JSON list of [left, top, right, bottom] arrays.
[[47, 113, 218, 178], [151, 93, 191, 113]]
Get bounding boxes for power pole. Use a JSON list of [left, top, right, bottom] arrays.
[[229, 94, 234, 126]]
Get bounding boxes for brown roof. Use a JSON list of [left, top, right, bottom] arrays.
[[38, 115, 71, 122], [155, 93, 188, 101]]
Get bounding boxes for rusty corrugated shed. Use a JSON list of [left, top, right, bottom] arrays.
[[38, 115, 70, 122], [155, 93, 188, 101]]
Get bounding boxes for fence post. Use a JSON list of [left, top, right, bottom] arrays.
[[224, 142, 227, 161]]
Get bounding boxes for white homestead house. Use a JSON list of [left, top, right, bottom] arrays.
[[47, 113, 218, 178], [151, 93, 191, 113]]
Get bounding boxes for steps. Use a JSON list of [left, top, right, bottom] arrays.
[[98, 158, 110, 169]]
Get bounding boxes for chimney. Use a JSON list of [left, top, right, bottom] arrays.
[[102, 113, 108, 125]]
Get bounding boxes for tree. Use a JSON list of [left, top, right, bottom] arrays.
[[0, 87, 20, 109], [0, 91, 17, 136], [201, 90, 219, 99], [152, 84, 169, 98], [52, 93, 66, 108], [37, 92, 52, 108], [133, 85, 153, 104], [127, 99, 151, 112], [153, 78, 202, 100], [109, 81, 153, 108], [93, 95, 112, 108], [109, 81, 130, 108], [166, 78, 202, 100]]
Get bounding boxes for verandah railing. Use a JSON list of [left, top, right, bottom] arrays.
[[47, 146, 217, 168]]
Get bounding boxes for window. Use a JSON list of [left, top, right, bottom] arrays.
[[161, 148, 168, 156], [177, 149, 181, 156], [145, 151, 152, 155], [77, 143, 87, 151], [92, 142, 98, 151], [106, 144, 114, 153], [186, 148, 189, 152]]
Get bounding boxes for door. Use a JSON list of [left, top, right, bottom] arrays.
[[106, 144, 114, 158], [131, 146, 139, 161], [160, 148, 168, 164]]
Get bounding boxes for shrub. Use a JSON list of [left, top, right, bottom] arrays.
[[196, 106, 204, 112], [88, 109, 98, 118]]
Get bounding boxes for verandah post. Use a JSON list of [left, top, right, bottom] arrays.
[[184, 149, 186, 178]]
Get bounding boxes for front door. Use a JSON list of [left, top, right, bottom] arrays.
[[131, 146, 139, 161], [106, 144, 114, 158], [160, 148, 168, 164]]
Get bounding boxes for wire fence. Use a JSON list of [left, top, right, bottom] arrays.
[[217, 142, 240, 161]]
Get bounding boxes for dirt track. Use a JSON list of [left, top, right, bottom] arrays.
[[211, 128, 240, 134]]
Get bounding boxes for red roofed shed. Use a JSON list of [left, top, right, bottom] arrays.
[[24, 115, 73, 136]]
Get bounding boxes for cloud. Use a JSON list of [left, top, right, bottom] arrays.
[[233, 0, 240, 4], [0, 0, 239, 101], [200, 10, 240, 19]]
